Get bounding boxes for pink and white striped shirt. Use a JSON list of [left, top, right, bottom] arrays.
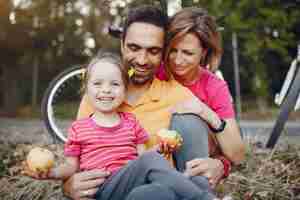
[[64, 112, 149, 173]]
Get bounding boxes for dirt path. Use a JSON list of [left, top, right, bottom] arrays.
[[0, 118, 54, 144]]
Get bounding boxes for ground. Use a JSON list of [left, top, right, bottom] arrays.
[[0, 114, 299, 199]]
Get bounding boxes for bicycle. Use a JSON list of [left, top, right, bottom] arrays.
[[266, 43, 300, 148], [41, 65, 85, 142]]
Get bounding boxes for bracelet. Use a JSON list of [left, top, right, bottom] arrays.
[[217, 156, 231, 178]]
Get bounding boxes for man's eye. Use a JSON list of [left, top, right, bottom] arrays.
[[149, 48, 161, 55], [128, 45, 140, 52]]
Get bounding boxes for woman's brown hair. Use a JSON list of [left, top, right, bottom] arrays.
[[164, 7, 223, 79]]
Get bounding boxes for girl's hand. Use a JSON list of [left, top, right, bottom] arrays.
[[22, 161, 52, 179], [158, 140, 177, 154]]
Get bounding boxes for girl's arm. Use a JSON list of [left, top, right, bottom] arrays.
[[137, 144, 146, 156], [49, 156, 79, 180]]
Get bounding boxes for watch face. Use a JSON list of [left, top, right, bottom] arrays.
[[212, 119, 226, 133]]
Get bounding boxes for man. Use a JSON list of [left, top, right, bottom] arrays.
[[63, 5, 245, 200]]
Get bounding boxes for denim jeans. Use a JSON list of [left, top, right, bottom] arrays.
[[95, 151, 215, 200]]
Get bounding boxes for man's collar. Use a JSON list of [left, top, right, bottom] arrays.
[[124, 78, 162, 106], [148, 78, 162, 102]]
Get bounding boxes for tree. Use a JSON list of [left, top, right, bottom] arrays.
[[185, 0, 300, 111]]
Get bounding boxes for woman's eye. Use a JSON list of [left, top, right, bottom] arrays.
[[183, 51, 194, 56]]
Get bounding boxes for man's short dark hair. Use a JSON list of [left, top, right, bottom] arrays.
[[122, 5, 168, 42]]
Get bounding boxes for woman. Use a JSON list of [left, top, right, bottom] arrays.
[[161, 7, 245, 182]]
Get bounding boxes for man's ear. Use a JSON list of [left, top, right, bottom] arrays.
[[120, 40, 124, 55]]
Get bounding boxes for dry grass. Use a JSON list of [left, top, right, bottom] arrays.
[[0, 140, 299, 200], [217, 140, 300, 200]]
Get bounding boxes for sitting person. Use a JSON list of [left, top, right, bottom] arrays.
[[63, 5, 245, 200], [26, 51, 217, 200], [161, 6, 244, 177]]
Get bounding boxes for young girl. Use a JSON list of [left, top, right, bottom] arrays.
[[26, 51, 217, 200]]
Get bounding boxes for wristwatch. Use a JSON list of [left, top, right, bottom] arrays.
[[210, 119, 226, 133]]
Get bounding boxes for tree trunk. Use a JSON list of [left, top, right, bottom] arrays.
[[1, 65, 19, 116], [31, 56, 39, 109]]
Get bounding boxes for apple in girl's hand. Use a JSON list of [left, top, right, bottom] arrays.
[[156, 129, 183, 151], [26, 147, 55, 173]]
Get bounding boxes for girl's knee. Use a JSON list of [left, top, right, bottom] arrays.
[[138, 151, 165, 167]]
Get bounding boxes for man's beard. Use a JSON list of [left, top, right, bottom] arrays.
[[130, 72, 154, 85], [124, 59, 155, 85]]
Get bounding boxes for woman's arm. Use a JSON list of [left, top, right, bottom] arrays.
[[215, 118, 245, 164], [171, 97, 245, 164]]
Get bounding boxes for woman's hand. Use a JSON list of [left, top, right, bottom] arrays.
[[170, 97, 204, 114], [63, 169, 110, 200], [184, 158, 224, 188]]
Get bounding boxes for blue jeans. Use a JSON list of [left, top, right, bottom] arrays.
[[95, 152, 215, 200]]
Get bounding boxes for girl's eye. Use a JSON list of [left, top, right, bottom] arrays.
[[112, 82, 120, 86]]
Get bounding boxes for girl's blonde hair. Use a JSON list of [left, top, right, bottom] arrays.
[[82, 50, 129, 93]]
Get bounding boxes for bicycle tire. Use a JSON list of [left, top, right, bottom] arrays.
[[266, 65, 300, 148], [41, 65, 86, 143]]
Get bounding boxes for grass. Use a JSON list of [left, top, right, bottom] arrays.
[[0, 138, 299, 200]]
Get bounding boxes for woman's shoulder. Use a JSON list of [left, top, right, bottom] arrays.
[[200, 68, 228, 89]]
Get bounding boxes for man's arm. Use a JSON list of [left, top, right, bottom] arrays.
[[63, 170, 110, 199]]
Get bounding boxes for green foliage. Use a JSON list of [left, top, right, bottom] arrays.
[[1, 0, 300, 111], [185, 0, 300, 103]]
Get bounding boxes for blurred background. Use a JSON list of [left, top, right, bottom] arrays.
[[0, 0, 300, 120]]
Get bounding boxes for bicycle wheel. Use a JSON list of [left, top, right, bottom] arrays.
[[41, 65, 86, 143]]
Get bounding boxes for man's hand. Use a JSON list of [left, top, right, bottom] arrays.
[[63, 169, 110, 200], [184, 158, 224, 188]]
